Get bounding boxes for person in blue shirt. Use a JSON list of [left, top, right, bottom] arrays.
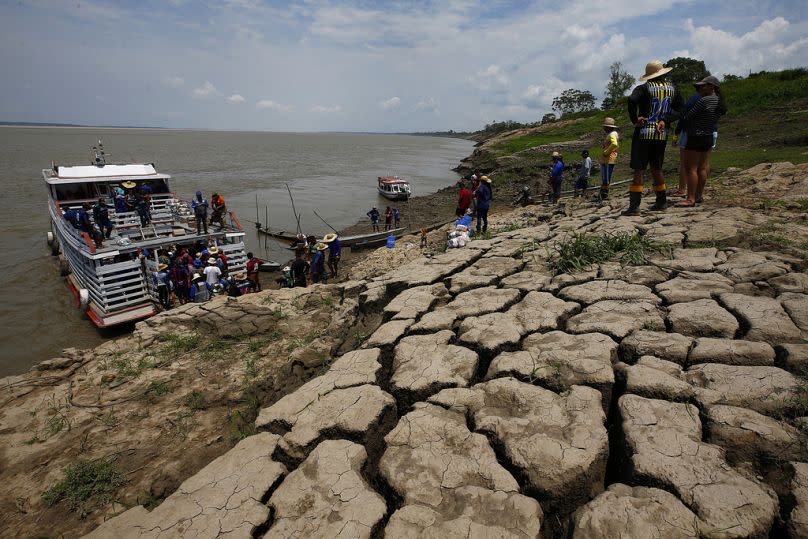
[[549, 152, 565, 204], [323, 233, 342, 278], [367, 207, 380, 232], [475, 176, 493, 234], [63, 208, 83, 230], [152, 263, 171, 309], [393, 207, 401, 228], [189, 274, 210, 302], [92, 198, 114, 239], [192, 191, 209, 234], [309, 243, 327, 283]]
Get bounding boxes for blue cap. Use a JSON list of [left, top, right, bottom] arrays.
[[196, 191, 202, 196]]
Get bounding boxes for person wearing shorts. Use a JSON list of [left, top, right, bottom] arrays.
[[623, 60, 683, 216]]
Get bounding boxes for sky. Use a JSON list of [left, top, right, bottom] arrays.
[[1, 0, 806, 132]]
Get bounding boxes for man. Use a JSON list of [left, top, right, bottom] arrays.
[[309, 242, 327, 284], [367, 207, 380, 232], [456, 183, 472, 218], [475, 175, 492, 234], [393, 207, 401, 228], [153, 263, 171, 309], [192, 191, 209, 234], [203, 257, 222, 287], [624, 60, 683, 215], [291, 248, 309, 287], [210, 193, 226, 228], [245, 252, 264, 291], [323, 233, 342, 278], [189, 273, 210, 303], [575, 150, 592, 198], [92, 198, 114, 239], [549, 152, 565, 204]]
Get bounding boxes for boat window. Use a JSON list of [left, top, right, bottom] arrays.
[[140, 179, 170, 194], [54, 183, 96, 201]]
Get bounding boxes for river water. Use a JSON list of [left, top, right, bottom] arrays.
[[0, 127, 473, 376]]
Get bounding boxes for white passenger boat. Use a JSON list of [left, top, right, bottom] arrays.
[[377, 176, 411, 200], [44, 142, 247, 327]]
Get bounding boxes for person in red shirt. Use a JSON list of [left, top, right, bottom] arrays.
[[456, 183, 472, 217], [210, 193, 227, 228], [384, 206, 393, 231], [246, 252, 264, 291]]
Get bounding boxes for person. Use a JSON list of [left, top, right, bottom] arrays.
[[114, 186, 128, 213], [309, 242, 327, 284], [189, 274, 210, 303], [63, 207, 83, 230], [170, 261, 190, 304], [93, 198, 114, 239], [475, 175, 492, 234], [575, 150, 592, 198], [549, 152, 565, 204], [393, 207, 401, 228], [367, 207, 380, 232], [456, 183, 472, 217], [246, 252, 264, 291], [209, 246, 227, 276], [384, 206, 393, 231], [624, 60, 684, 215], [471, 175, 481, 215], [323, 233, 342, 278], [291, 249, 309, 288], [79, 203, 103, 246], [203, 257, 222, 287], [210, 193, 226, 228], [192, 191, 209, 235], [153, 263, 171, 309], [233, 271, 252, 295], [277, 266, 295, 288], [599, 117, 620, 201], [675, 75, 727, 207]]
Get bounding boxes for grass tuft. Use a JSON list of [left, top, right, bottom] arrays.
[[548, 232, 671, 275], [42, 460, 125, 517]]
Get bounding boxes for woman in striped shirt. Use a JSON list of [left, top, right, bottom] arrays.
[[676, 76, 727, 207]]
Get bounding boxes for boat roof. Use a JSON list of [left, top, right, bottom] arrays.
[[43, 164, 170, 185], [378, 176, 408, 183]]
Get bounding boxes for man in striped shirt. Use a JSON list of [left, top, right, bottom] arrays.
[[623, 60, 683, 215]]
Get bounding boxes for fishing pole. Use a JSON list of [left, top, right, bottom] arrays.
[[285, 183, 301, 235], [312, 209, 339, 233]]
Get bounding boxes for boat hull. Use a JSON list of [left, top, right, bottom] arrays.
[[377, 187, 410, 201]]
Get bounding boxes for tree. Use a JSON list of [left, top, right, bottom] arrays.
[[665, 57, 710, 87], [540, 113, 557, 124], [603, 62, 635, 109], [551, 89, 596, 115], [722, 74, 742, 82]]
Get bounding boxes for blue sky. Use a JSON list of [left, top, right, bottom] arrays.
[[1, 0, 806, 132]]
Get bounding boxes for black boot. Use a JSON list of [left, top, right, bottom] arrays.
[[621, 191, 642, 216], [600, 186, 609, 201], [649, 189, 668, 211]]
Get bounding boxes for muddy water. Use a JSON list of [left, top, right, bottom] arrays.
[[0, 127, 472, 375]]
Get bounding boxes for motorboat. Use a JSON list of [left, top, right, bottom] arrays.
[[377, 176, 411, 200]]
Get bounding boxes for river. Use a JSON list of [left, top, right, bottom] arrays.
[[0, 126, 473, 376]]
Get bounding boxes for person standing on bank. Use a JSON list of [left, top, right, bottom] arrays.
[[384, 206, 393, 231], [624, 60, 683, 216], [153, 263, 171, 309], [367, 207, 380, 232], [309, 243, 327, 284], [323, 233, 342, 278], [549, 152, 565, 204], [675, 75, 727, 207], [246, 252, 264, 292], [599, 117, 620, 201], [456, 182, 472, 218], [575, 150, 592, 198], [475, 175, 492, 234]]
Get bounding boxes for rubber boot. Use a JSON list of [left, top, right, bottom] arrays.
[[599, 186, 609, 201], [649, 189, 668, 211], [621, 191, 642, 216]]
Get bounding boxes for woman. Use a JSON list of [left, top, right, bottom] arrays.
[[676, 76, 726, 207]]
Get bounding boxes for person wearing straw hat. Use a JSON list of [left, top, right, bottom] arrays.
[[323, 233, 342, 278], [599, 117, 620, 201], [189, 273, 211, 303], [549, 152, 565, 204], [203, 257, 222, 286], [153, 262, 171, 309], [623, 60, 684, 215], [309, 242, 328, 284], [475, 175, 493, 234]]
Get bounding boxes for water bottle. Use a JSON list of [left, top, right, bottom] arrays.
[[712, 131, 718, 150], [386, 235, 396, 249]]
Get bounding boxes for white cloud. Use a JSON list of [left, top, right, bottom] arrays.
[[414, 97, 438, 113], [226, 94, 245, 103], [192, 81, 219, 98], [470, 65, 510, 94], [684, 17, 808, 76], [381, 96, 401, 110], [257, 99, 294, 112], [309, 105, 341, 113], [163, 76, 184, 88], [521, 79, 567, 110]]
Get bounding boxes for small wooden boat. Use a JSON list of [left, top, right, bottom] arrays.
[[275, 227, 410, 250], [258, 261, 281, 272], [378, 176, 411, 200], [258, 228, 299, 243]]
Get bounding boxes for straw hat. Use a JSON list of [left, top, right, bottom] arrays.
[[282, 266, 291, 272], [158, 263, 168, 271], [602, 117, 618, 128], [208, 257, 216, 264], [481, 175, 492, 183], [121, 181, 136, 189], [323, 233, 338, 243], [551, 151, 562, 159], [233, 271, 247, 280], [208, 247, 219, 255], [316, 242, 328, 251], [192, 273, 203, 281], [639, 60, 672, 81]]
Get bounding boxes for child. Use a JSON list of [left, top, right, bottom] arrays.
[[599, 117, 620, 201], [575, 150, 592, 197], [549, 152, 564, 204], [420, 227, 428, 249]]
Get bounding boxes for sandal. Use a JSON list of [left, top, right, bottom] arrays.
[[675, 200, 696, 208], [672, 190, 687, 197]]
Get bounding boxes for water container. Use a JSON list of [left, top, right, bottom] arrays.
[[386, 235, 396, 249]]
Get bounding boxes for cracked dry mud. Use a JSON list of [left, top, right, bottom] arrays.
[[43, 173, 808, 538]]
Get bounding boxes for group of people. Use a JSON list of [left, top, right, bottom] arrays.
[[191, 191, 227, 234], [455, 173, 493, 234], [63, 199, 114, 247], [277, 232, 343, 288], [366, 206, 401, 232]]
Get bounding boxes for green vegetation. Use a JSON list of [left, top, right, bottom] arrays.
[[185, 390, 206, 411], [548, 232, 671, 275], [157, 332, 201, 359], [42, 460, 125, 517], [227, 387, 260, 444]]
